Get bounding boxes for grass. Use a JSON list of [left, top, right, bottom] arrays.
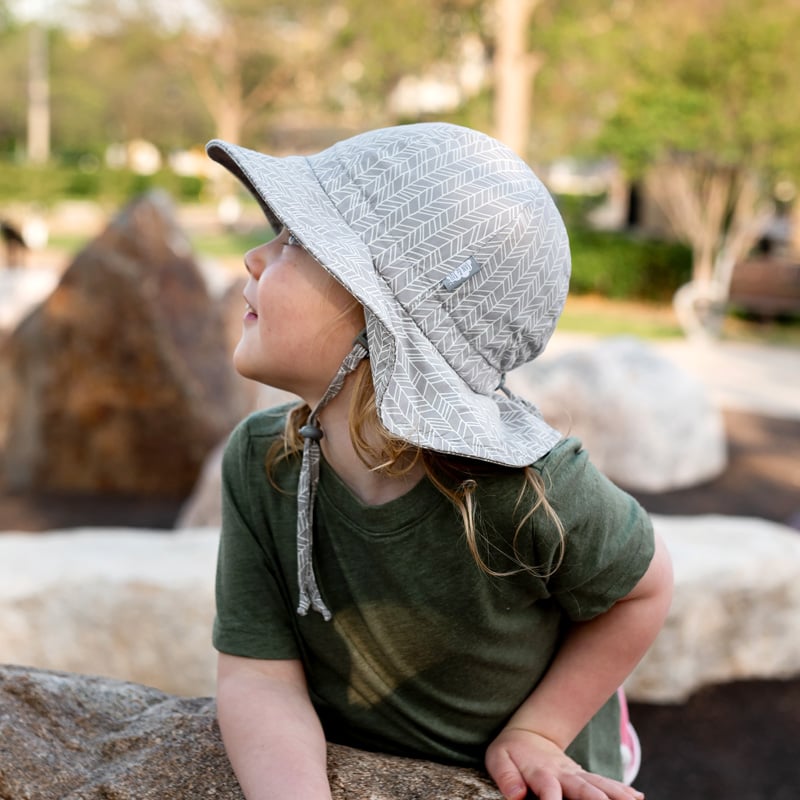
[[561, 294, 800, 346], [559, 295, 685, 339]]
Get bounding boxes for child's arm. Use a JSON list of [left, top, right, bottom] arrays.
[[485, 532, 673, 800], [216, 653, 332, 800]]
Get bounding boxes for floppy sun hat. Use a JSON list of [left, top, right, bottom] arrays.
[[207, 122, 571, 618], [207, 122, 570, 463]]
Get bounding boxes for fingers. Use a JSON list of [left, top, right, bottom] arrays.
[[578, 771, 644, 800], [489, 761, 530, 800], [486, 728, 645, 800], [527, 768, 606, 800], [524, 767, 645, 800]]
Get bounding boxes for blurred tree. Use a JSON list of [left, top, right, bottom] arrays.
[[162, 0, 312, 147], [332, 0, 484, 124], [53, 0, 211, 155], [484, 0, 644, 162], [0, 7, 28, 155], [26, 21, 49, 163], [492, 0, 542, 156], [597, 0, 800, 336], [166, 0, 487, 148]]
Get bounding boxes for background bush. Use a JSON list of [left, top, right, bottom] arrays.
[[556, 193, 693, 302], [0, 160, 206, 206], [569, 228, 692, 302]]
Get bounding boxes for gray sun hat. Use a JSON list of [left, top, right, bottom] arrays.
[[207, 122, 570, 466], [207, 122, 571, 619]]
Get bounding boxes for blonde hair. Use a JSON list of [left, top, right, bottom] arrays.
[[266, 360, 565, 578]]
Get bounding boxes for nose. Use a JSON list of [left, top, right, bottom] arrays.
[[243, 241, 270, 278]]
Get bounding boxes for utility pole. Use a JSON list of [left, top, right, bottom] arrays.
[[27, 22, 50, 164]]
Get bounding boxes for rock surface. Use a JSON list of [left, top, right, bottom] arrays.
[[0, 529, 219, 696], [510, 336, 728, 491], [2, 516, 800, 704], [0, 664, 501, 800], [0, 192, 245, 496], [625, 514, 800, 702]]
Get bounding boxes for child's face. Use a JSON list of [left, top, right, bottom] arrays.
[[234, 228, 363, 402]]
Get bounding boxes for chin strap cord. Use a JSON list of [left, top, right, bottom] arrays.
[[296, 331, 368, 620]]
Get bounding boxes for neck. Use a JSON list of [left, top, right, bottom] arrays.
[[312, 376, 425, 507]]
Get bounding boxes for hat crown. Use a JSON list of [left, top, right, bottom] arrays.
[[306, 123, 570, 392]]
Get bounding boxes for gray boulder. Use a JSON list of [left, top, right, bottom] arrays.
[[626, 514, 800, 702], [0, 664, 501, 800], [510, 337, 727, 492], [0, 528, 218, 697]]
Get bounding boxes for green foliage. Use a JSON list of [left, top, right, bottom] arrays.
[[595, 0, 800, 179], [568, 226, 692, 302], [331, 0, 483, 122], [0, 160, 206, 206]]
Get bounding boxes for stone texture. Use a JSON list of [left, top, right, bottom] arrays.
[[0, 529, 219, 697], [0, 664, 501, 800], [1, 192, 245, 496], [509, 336, 727, 492], [2, 515, 800, 705], [626, 514, 800, 702]]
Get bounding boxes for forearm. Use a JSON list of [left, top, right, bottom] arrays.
[[217, 657, 332, 800], [504, 532, 673, 749]]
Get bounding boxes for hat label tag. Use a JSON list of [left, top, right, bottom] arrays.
[[442, 256, 481, 291]]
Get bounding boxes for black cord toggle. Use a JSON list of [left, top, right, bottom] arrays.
[[299, 423, 324, 441]]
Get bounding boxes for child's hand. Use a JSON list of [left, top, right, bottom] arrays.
[[485, 727, 644, 800]]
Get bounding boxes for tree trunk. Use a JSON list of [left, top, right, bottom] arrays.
[[493, 0, 543, 158], [27, 23, 50, 164]]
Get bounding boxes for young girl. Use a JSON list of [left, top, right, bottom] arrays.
[[206, 123, 672, 800]]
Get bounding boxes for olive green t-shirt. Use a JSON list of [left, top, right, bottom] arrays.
[[214, 405, 655, 778]]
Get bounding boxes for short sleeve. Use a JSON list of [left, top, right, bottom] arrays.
[[536, 438, 655, 621], [213, 416, 301, 659]]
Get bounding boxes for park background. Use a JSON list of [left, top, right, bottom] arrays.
[[1, 1, 800, 799]]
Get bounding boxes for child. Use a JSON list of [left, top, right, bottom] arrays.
[[206, 123, 672, 800]]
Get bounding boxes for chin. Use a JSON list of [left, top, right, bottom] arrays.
[[231, 349, 261, 383]]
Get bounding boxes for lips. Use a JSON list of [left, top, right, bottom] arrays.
[[243, 298, 258, 321]]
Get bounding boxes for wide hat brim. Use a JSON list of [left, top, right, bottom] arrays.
[[207, 135, 563, 467]]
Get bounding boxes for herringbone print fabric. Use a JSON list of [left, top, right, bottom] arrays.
[[207, 123, 570, 467], [295, 337, 368, 620]]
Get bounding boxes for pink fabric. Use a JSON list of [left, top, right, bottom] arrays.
[[617, 687, 642, 785]]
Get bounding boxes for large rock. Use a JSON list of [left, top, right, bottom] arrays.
[[625, 515, 800, 702], [0, 664, 501, 800], [1, 192, 246, 496], [509, 337, 727, 492], [2, 518, 800, 704], [0, 529, 219, 696]]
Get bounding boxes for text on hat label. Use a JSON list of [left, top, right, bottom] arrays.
[[442, 256, 482, 291]]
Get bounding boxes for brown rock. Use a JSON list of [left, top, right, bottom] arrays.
[[1, 192, 244, 496], [0, 665, 502, 800]]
